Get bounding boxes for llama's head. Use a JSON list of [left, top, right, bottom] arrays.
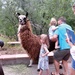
[[17, 12, 32, 33], [17, 12, 28, 25]]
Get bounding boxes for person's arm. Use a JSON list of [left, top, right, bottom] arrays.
[[50, 28, 58, 42], [50, 34, 58, 42], [66, 33, 74, 47], [52, 26, 58, 31], [42, 45, 49, 57], [66, 37, 73, 47]]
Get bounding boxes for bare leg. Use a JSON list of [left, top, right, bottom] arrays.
[[70, 68, 75, 75], [54, 59, 60, 75], [55, 41, 60, 49], [38, 69, 43, 75], [62, 60, 68, 75], [46, 69, 50, 75]]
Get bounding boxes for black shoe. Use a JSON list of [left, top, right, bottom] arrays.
[[37, 69, 40, 72], [60, 73, 64, 75], [59, 65, 63, 69]]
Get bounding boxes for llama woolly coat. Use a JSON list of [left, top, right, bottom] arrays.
[[19, 21, 41, 61], [17, 13, 55, 62]]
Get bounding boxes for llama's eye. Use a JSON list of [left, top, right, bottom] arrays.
[[23, 18, 26, 21], [19, 19, 21, 21], [19, 19, 22, 22]]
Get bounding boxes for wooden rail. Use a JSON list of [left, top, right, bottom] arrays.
[[7, 41, 20, 45]]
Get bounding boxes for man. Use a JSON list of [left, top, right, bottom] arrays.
[[51, 17, 72, 75]]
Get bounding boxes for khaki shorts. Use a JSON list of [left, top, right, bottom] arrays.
[[53, 49, 70, 62]]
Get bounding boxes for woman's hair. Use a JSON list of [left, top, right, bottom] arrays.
[[40, 34, 49, 48], [49, 17, 57, 26]]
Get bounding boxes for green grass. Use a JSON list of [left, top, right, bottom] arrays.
[[0, 35, 16, 44], [3, 64, 38, 75]]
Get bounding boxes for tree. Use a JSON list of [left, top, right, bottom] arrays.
[[0, 0, 75, 40]]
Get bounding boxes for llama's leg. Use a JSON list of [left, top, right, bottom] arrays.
[[27, 59, 33, 67]]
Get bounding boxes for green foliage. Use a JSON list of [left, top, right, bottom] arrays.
[[0, 0, 75, 40]]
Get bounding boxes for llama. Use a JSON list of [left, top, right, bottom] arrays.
[[17, 12, 55, 67]]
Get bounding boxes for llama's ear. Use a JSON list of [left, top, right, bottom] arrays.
[[16, 12, 20, 16], [26, 12, 28, 18]]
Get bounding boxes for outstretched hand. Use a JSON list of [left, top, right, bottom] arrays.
[[66, 37, 70, 43]]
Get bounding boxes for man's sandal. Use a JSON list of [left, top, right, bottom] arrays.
[[51, 72, 59, 75], [51, 72, 64, 75]]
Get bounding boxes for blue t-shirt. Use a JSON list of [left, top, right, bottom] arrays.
[[54, 23, 72, 50]]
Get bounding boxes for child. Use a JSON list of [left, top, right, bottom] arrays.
[[48, 17, 59, 49], [37, 34, 50, 75], [66, 34, 75, 75]]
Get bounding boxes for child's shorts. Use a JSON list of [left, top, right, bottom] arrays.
[[72, 58, 75, 70]]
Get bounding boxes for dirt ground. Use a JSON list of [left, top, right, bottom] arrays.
[[0, 44, 26, 55], [2, 63, 71, 75], [0, 44, 72, 75]]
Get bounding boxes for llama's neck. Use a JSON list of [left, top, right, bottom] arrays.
[[19, 21, 33, 34], [18, 24, 21, 33], [26, 21, 32, 33]]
